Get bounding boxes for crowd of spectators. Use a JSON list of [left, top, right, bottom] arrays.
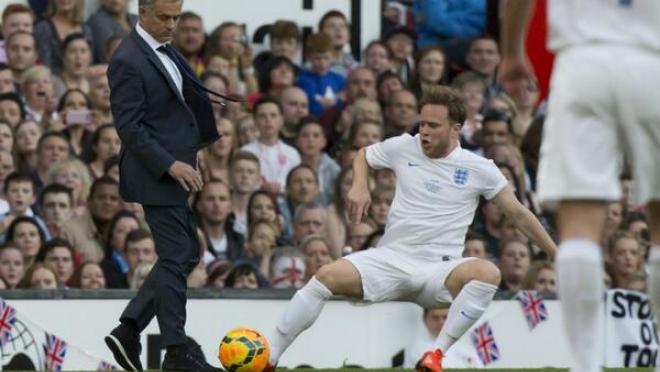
[[0, 0, 649, 298]]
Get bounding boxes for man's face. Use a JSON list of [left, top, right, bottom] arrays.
[[387, 90, 417, 131], [0, 69, 15, 93], [173, 17, 205, 55], [286, 168, 319, 205], [102, 0, 129, 15], [89, 74, 111, 110], [230, 159, 260, 194], [198, 182, 232, 225], [482, 120, 511, 148], [42, 192, 73, 228], [254, 103, 283, 141], [88, 183, 121, 222], [294, 208, 325, 242], [387, 33, 413, 62], [271, 38, 298, 61], [280, 87, 309, 126], [126, 238, 157, 272], [418, 104, 459, 158], [138, 0, 182, 43], [37, 136, 70, 170], [347, 68, 376, 102], [2, 12, 33, 38], [7, 33, 37, 72], [321, 16, 349, 49], [466, 39, 500, 77], [424, 308, 449, 337], [0, 100, 21, 128], [296, 124, 326, 158]]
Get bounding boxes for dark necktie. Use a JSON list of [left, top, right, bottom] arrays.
[[156, 44, 242, 105]]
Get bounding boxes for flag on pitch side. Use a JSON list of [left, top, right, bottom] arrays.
[[43, 332, 68, 371], [97, 360, 118, 370], [0, 298, 17, 347], [470, 321, 500, 366], [516, 290, 548, 330]]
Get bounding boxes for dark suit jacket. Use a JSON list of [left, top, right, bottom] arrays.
[[108, 29, 218, 206]]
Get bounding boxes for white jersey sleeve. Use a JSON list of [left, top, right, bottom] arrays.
[[365, 134, 411, 170], [478, 159, 508, 200]]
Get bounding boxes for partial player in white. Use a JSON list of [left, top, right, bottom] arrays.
[[500, 1, 660, 371], [264, 85, 556, 372]]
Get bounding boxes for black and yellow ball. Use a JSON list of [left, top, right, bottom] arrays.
[[218, 328, 270, 372]]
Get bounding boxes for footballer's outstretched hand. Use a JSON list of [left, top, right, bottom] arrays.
[[346, 185, 371, 225]]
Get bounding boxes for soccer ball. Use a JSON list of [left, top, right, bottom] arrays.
[[218, 327, 270, 372]]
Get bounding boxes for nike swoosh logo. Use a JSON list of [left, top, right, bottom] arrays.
[[408, 161, 420, 167], [460, 311, 477, 320]]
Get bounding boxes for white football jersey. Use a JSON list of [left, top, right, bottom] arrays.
[[365, 134, 507, 259], [549, 0, 660, 52]]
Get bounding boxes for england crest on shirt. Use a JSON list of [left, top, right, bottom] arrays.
[[453, 168, 469, 185]]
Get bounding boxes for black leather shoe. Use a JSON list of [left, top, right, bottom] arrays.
[[104, 323, 143, 371], [162, 342, 223, 371]]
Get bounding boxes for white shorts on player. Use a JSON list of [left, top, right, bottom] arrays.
[[344, 247, 475, 307], [537, 43, 660, 205]]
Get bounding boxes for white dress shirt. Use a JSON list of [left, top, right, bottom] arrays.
[[135, 23, 182, 94]]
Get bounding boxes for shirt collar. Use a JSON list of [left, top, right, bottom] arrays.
[[136, 22, 165, 52]]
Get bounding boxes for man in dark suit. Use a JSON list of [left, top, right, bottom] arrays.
[[103, 0, 221, 371]]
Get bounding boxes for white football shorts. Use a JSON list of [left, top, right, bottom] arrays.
[[538, 44, 660, 205], [343, 246, 475, 308]]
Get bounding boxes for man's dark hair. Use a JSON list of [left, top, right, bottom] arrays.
[[179, 11, 202, 23], [296, 116, 323, 136], [37, 132, 69, 152], [271, 20, 299, 41], [0, 63, 11, 72], [39, 183, 73, 207], [482, 110, 514, 134], [468, 34, 500, 53], [286, 163, 319, 188], [419, 85, 467, 126], [3, 171, 34, 195], [0, 92, 26, 120], [318, 10, 348, 31], [35, 238, 74, 262], [89, 176, 118, 199], [253, 96, 282, 116], [125, 228, 153, 249]]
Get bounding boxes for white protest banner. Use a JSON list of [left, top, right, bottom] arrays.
[[604, 289, 658, 367]]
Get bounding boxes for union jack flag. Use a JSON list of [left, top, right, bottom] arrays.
[[43, 333, 67, 371], [470, 321, 500, 365], [97, 360, 117, 370], [0, 299, 16, 347], [517, 290, 548, 330]]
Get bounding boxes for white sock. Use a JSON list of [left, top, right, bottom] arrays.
[[647, 246, 660, 372], [557, 239, 604, 372], [268, 277, 332, 365], [434, 280, 498, 353]]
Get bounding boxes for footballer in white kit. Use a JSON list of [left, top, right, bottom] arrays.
[[500, 1, 660, 371], [263, 86, 556, 372]]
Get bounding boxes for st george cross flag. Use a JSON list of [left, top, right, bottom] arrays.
[[43, 332, 68, 371], [470, 321, 500, 366], [517, 290, 549, 330], [0, 298, 16, 347]]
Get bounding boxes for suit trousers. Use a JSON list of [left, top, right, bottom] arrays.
[[120, 205, 200, 346]]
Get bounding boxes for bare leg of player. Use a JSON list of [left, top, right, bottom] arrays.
[[267, 259, 363, 366], [645, 201, 660, 371], [557, 201, 608, 372]]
